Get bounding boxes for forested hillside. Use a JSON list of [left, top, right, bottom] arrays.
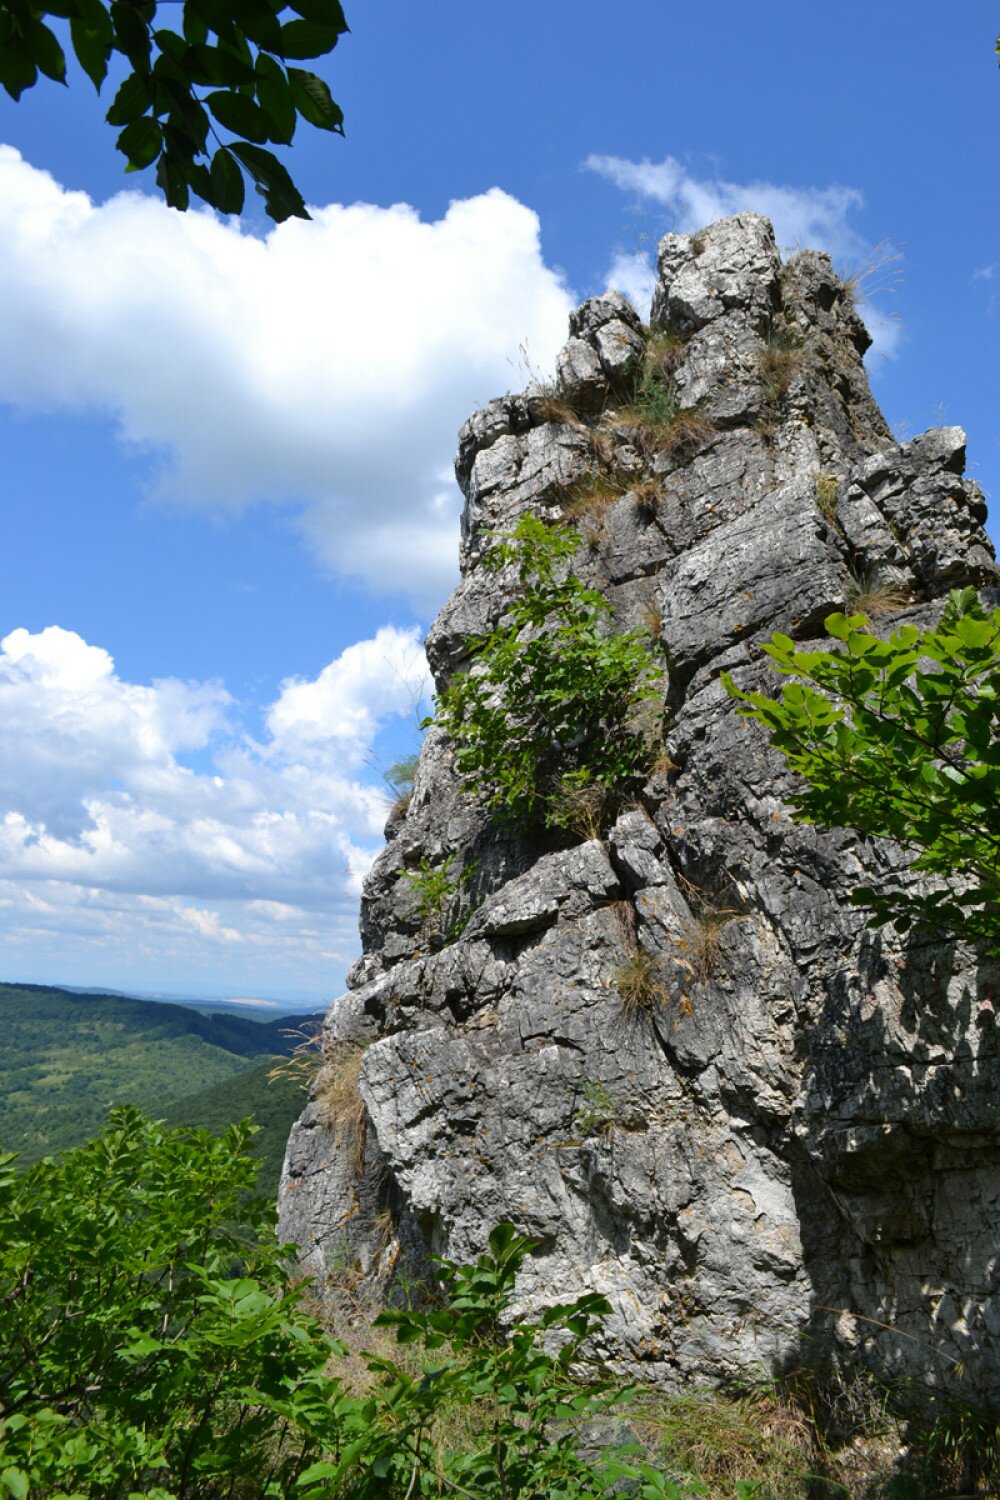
[[159, 1056, 311, 1197], [0, 982, 319, 1175]]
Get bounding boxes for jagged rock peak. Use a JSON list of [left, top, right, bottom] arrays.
[[280, 213, 1000, 1406]]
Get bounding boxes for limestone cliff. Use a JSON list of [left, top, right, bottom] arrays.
[[279, 213, 1000, 1401]]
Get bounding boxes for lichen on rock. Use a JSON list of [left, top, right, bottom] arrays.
[[279, 211, 1000, 1402]]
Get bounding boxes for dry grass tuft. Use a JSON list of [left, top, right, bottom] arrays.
[[314, 1044, 368, 1175], [389, 789, 412, 821], [841, 238, 904, 310], [614, 401, 716, 463], [550, 779, 614, 841], [847, 564, 912, 618], [630, 476, 662, 520], [646, 744, 678, 779], [614, 946, 668, 1015], [267, 1020, 324, 1091], [610, 901, 668, 1016], [641, 600, 663, 640], [675, 874, 740, 981], [758, 327, 804, 405], [531, 392, 590, 428], [642, 329, 687, 386], [679, 911, 733, 981], [814, 471, 839, 521], [560, 469, 630, 529], [650, 407, 716, 462]]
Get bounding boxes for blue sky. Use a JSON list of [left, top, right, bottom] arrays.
[[0, 1, 997, 1003]]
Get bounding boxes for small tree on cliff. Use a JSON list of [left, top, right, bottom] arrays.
[[0, 0, 348, 221], [429, 517, 663, 829], [724, 587, 1000, 949]]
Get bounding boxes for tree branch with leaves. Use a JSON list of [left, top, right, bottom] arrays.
[[0, 0, 348, 221], [724, 587, 1000, 950]]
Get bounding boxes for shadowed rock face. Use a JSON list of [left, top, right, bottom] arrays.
[[279, 213, 1000, 1400]]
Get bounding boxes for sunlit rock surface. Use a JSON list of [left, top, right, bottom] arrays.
[[279, 213, 1000, 1400]]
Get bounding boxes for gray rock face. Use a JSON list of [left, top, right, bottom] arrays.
[[279, 213, 1000, 1402]]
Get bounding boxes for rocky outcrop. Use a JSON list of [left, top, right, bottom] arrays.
[[279, 213, 1000, 1402]]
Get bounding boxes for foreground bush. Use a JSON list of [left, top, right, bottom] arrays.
[[0, 1109, 697, 1498]]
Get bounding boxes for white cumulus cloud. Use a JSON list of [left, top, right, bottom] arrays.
[[0, 147, 574, 605], [0, 622, 430, 990], [585, 153, 867, 260]]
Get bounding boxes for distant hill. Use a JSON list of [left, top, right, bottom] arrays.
[[0, 981, 319, 1177]]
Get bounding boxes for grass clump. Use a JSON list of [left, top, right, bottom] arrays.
[[626, 400, 716, 463], [384, 751, 420, 821], [315, 1042, 368, 1174], [758, 325, 804, 405], [642, 328, 687, 386], [531, 391, 591, 428], [675, 876, 740, 981], [614, 946, 667, 1015], [631, 475, 662, 520], [814, 471, 840, 521], [614, 331, 715, 462], [641, 599, 663, 640], [559, 468, 631, 547], [548, 778, 616, 841], [634, 1387, 819, 1499], [611, 900, 668, 1016], [846, 564, 912, 618]]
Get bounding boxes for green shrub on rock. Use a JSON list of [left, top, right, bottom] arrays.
[[724, 588, 1000, 949], [429, 517, 663, 829]]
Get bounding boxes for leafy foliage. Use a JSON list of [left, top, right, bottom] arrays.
[[0, 1108, 343, 1497], [0, 1111, 704, 1497], [0, 0, 348, 222], [573, 1079, 617, 1138], [724, 588, 1000, 948], [158, 1054, 312, 1198], [401, 853, 478, 945], [430, 517, 662, 829]]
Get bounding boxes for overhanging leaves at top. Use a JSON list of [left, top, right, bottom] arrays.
[[0, 0, 348, 222]]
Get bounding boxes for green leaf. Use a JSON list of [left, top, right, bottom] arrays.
[[280, 18, 344, 58], [182, 5, 209, 47], [117, 115, 163, 170], [0, 31, 37, 100], [110, 0, 153, 72], [107, 72, 153, 126], [185, 41, 256, 87], [209, 146, 245, 214], [25, 18, 66, 83], [1, 1470, 29, 1500], [255, 54, 296, 144], [238, 3, 285, 52], [229, 142, 309, 221], [69, 0, 114, 90], [206, 89, 271, 143], [289, 0, 349, 27], [289, 66, 343, 131], [155, 149, 189, 209]]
